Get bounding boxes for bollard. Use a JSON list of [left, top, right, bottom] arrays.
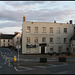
[[59, 57, 66, 62], [40, 58, 47, 63], [14, 56, 16, 62]]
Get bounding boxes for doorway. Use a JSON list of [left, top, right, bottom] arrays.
[[39, 43, 47, 54], [41, 45, 45, 54]]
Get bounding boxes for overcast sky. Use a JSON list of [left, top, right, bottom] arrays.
[[0, 1, 75, 34]]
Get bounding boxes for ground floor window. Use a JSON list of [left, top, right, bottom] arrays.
[[66, 47, 69, 52], [73, 48, 75, 53], [50, 47, 54, 53], [58, 46, 62, 54], [8, 44, 9, 46]]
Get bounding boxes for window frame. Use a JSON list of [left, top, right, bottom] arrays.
[[26, 26, 31, 33], [50, 27, 53, 33], [34, 37, 38, 43], [64, 28, 67, 33], [34, 27, 38, 33], [50, 38, 53, 43], [42, 37, 46, 43], [42, 27, 46, 33]]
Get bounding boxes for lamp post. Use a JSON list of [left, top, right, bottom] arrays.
[[18, 43, 19, 62], [17, 41, 20, 62]]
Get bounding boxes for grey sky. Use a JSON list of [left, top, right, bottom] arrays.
[[0, 1, 75, 34]]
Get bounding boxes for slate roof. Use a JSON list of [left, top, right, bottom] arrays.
[[0, 34, 15, 39]]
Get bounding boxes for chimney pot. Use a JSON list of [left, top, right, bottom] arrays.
[[69, 20, 72, 24], [23, 16, 25, 22], [14, 32, 18, 34], [54, 20, 56, 23]]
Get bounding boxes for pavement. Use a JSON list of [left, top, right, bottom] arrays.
[[9, 49, 75, 67], [11, 54, 75, 67], [11, 61, 64, 67]]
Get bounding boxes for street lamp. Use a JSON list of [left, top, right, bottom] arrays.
[[18, 42, 19, 62], [17, 40, 21, 62]]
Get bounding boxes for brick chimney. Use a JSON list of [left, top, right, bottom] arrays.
[[23, 16, 25, 22], [14, 32, 18, 34], [69, 20, 72, 24], [54, 20, 56, 23]]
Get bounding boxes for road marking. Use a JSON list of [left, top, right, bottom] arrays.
[[4, 62, 6, 64], [36, 66, 48, 68], [14, 67, 19, 72], [36, 63, 69, 69], [18, 66, 33, 70], [55, 71, 68, 74], [49, 63, 68, 67], [14, 66, 32, 72], [48, 60, 58, 61]]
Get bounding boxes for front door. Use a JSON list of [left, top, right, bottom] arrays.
[[41, 45, 45, 54]]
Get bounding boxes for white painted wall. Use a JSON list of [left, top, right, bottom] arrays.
[[70, 40, 75, 53], [1, 39, 13, 47], [22, 21, 74, 54], [13, 33, 21, 49]]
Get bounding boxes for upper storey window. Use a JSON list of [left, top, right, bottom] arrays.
[[64, 28, 67, 33], [56, 27, 60, 34], [34, 27, 38, 33], [42, 27, 46, 33], [26, 26, 31, 33], [50, 38, 53, 43], [42, 37, 46, 43], [34, 37, 38, 43], [50, 27, 53, 33]]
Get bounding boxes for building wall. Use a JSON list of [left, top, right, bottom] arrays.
[[1, 39, 13, 47], [22, 21, 74, 54], [70, 40, 75, 54], [13, 33, 21, 49]]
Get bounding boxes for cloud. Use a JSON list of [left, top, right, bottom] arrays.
[[0, 1, 60, 23], [4, 1, 46, 6], [0, 26, 22, 34], [0, 1, 75, 32], [23, 8, 75, 23], [0, 21, 22, 28]]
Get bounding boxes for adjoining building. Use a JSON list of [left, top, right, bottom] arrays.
[[0, 32, 21, 49], [13, 32, 21, 49], [70, 26, 75, 54], [0, 34, 14, 47]]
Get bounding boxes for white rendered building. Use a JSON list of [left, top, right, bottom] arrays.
[[13, 32, 21, 49], [70, 26, 75, 54], [22, 16, 74, 54], [0, 32, 21, 49]]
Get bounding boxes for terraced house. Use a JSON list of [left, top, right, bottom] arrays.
[[0, 32, 21, 49], [22, 16, 74, 54]]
